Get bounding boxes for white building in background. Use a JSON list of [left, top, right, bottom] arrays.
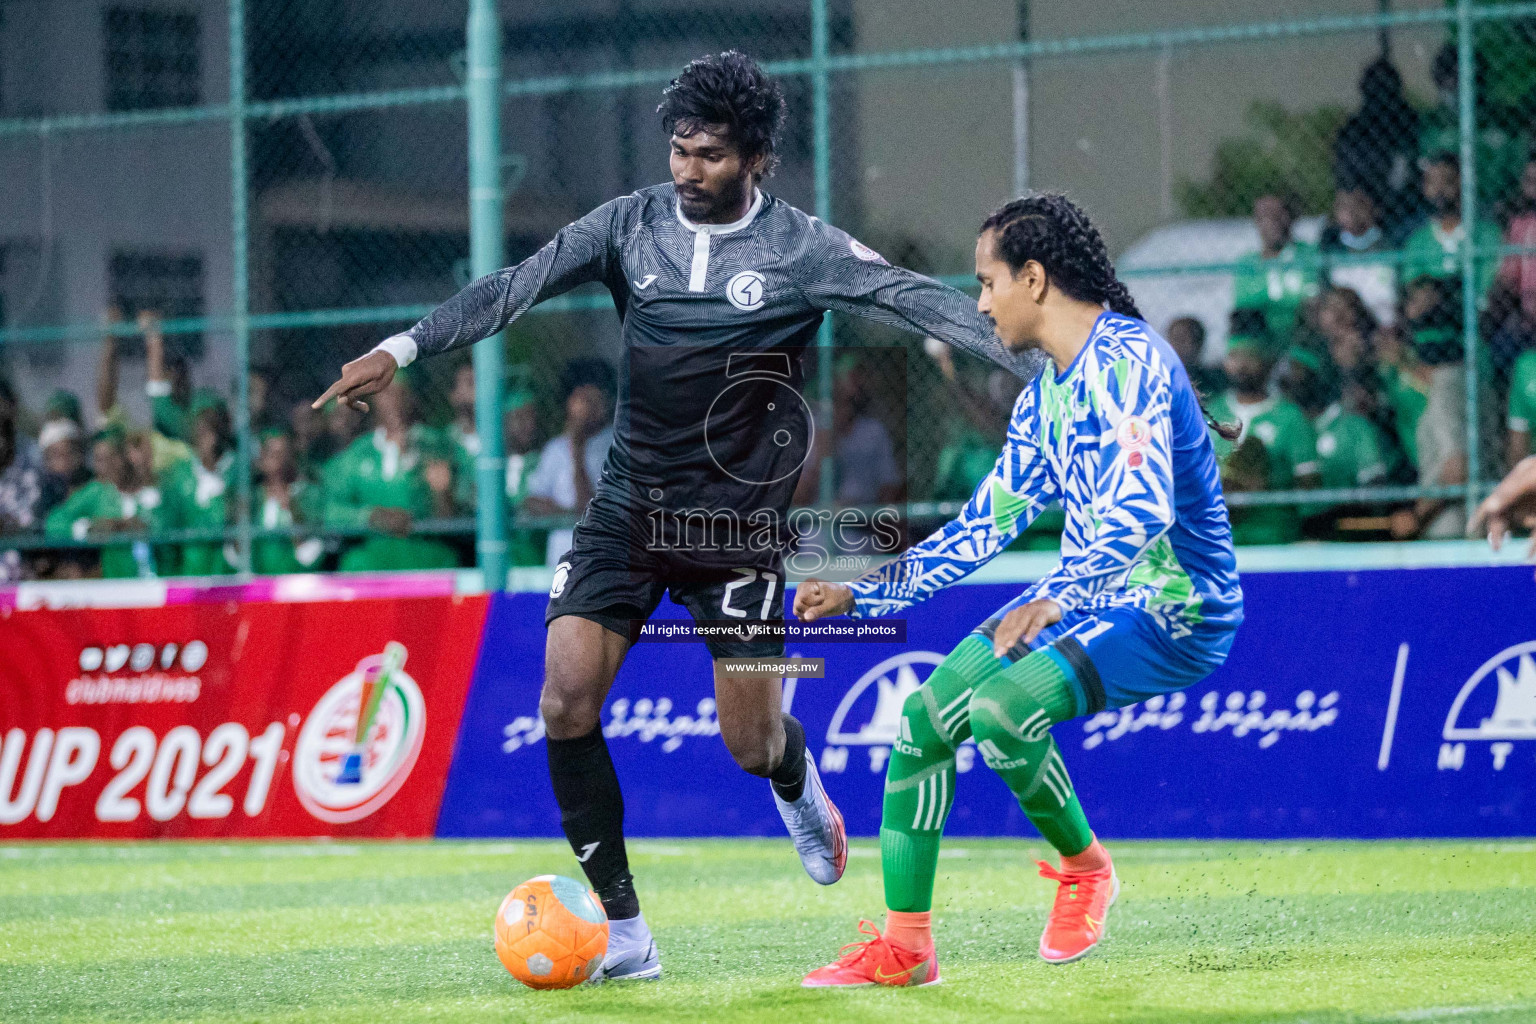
[[0, 0, 830, 420], [0, 0, 234, 423]]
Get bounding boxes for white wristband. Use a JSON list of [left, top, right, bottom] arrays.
[[371, 334, 417, 368]]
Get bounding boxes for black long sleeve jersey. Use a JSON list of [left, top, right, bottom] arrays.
[[400, 182, 1042, 560]]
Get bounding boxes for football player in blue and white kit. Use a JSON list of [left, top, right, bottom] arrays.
[[796, 194, 1245, 986]]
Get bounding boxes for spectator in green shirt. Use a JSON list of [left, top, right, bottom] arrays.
[[447, 360, 479, 474], [443, 367, 548, 566], [1372, 321, 1432, 471], [94, 307, 194, 478], [923, 341, 1010, 501], [324, 378, 459, 572], [44, 426, 159, 578], [502, 388, 548, 567], [1205, 325, 1321, 544], [140, 311, 196, 442], [1400, 153, 1503, 304], [1387, 277, 1497, 540], [1507, 347, 1536, 466], [160, 393, 236, 576], [1317, 286, 1378, 375], [1278, 347, 1387, 488], [122, 425, 180, 573], [448, 360, 495, 517], [1421, 43, 1530, 218], [1314, 286, 1407, 474], [1320, 189, 1399, 325], [316, 400, 366, 492], [1486, 157, 1536, 376], [1232, 192, 1321, 356], [1278, 347, 1390, 538], [251, 429, 324, 575]]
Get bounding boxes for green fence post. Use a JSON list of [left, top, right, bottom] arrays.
[[467, 0, 508, 591], [1457, 0, 1479, 523], [229, 0, 252, 576], [812, 0, 835, 506]]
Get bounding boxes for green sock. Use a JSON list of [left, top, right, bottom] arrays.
[[970, 648, 1094, 857], [879, 636, 996, 912]]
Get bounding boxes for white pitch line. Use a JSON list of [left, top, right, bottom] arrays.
[[1373, 1003, 1536, 1021], [1378, 642, 1410, 772]]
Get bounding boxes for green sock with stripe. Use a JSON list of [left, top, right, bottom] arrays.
[[879, 636, 997, 913], [970, 648, 1093, 856]]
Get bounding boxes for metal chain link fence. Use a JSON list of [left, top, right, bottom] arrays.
[[1, 0, 1534, 583]]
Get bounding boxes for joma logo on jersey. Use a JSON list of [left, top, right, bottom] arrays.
[[726, 270, 766, 311]]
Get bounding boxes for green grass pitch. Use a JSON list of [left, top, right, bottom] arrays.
[[2, 839, 1534, 1023]]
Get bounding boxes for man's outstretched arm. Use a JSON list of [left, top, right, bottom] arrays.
[[794, 217, 1045, 382], [817, 389, 1053, 619], [314, 197, 630, 410]]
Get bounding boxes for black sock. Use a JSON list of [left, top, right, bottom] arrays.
[[769, 713, 808, 802], [546, 725, 640, 920]]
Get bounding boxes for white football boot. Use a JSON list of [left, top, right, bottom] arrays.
[[592, 912, 662, 983], [773, 750, 848, 885]]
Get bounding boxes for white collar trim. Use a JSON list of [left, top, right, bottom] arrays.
[[675, 188, 764, 236]]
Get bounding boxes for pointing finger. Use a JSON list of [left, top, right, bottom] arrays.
[[312, 379, 347, 410]]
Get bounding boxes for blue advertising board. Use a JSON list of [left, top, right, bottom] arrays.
[[435, 565, 1536, 839]]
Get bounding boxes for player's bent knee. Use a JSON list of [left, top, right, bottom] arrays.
[[893, 688, 959, 767], [967, 697, 1004, 746], [719, 717, 782, 777], [538, 681, 603, 739], [725, 740, 777, 776], [968, 680, 1052, 750]]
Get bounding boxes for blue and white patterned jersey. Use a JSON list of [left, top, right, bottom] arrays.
[[848, 313, 1242, 638]]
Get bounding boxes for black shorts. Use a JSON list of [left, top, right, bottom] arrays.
[[544, 497, 786, 659]]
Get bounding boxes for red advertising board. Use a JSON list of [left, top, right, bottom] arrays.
[[0, 595, 488, 838]]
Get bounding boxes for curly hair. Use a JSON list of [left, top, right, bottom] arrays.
[[658, 51, 785, 179], [980, 192, 1240, 441]]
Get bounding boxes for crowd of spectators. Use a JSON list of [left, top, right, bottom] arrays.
[[1161, 45, 1536, 545], [912, 44, 1536, 548], [0, 308, 621, 581], [1186, 67, 1536, 546], [5, 44, 1535, 579]]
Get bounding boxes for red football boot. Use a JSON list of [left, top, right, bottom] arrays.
[[802, 919, 941, 988], [1036, 858, 1119, 964]]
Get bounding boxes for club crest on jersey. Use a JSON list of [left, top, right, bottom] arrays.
[[850, 238, 887, 264], [1116, 415, 1152, 451], [726, 270, 767, 311]]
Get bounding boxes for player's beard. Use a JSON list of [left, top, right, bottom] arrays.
[[680, 174, 750, 224]]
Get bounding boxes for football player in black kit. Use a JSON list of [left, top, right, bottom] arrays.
[[314, 51, 1039, 981]]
